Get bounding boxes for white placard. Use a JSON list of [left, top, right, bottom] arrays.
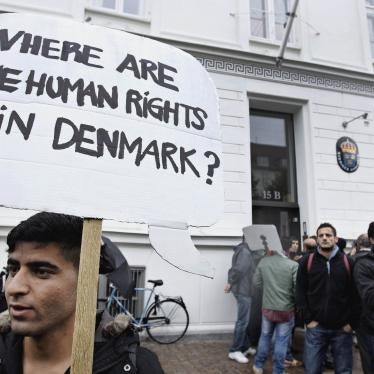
[[243, 225, 284, 254], [0, 14, 223, 228]]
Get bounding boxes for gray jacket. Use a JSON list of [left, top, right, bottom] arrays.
[[228, 241, 255, 296]]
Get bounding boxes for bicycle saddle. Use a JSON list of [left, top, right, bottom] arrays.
[[148, 279, 163, 286]]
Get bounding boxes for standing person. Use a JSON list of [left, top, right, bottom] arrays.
[[287, 238, 300, 260], [0, 212, 164, 373], [303, 237, 317, 255], [296, 222, 358, 374], [353, 222, 374, 374], [252, 247, 298, 374], [350, 233, 371, 259], [224, 237, 255, 364]]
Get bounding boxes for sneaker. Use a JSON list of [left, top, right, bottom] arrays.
[[252, 365, 263, 374], [228, 351, 249, 363], [284, 358, 302, 367], [243, 347, 257, 356]]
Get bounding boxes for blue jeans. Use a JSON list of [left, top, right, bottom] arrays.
[[304, 325, 352, 374], [230, 294, 251, 352], [271, 326, 294, 361], [356, 329, 374, 374], [255, 315, 294, 374]]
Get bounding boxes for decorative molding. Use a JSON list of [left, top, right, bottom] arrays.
[[194, 53, 374, 98]]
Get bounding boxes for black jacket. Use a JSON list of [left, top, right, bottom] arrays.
[[0, 311, 164, 374], [296, 248, 359, 329], [353, 248, 374, 334]]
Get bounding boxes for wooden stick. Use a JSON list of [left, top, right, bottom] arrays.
[[71, 218, 103, 374]]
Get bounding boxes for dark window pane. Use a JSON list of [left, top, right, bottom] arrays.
[[250, 111, 296, 203], [250, 115, 286, 146]]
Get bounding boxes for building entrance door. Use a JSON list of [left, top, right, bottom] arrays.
[[250, 110, 300, 252]]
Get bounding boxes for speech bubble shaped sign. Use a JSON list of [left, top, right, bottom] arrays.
[[0, 14, 223, 228]]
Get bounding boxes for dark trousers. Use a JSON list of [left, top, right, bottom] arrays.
[[356, 329, 374, 374], [304, 325, 352, 374]]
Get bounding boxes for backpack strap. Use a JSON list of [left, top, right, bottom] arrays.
[[307, 253, 314, 273], [307, 251, 351, 277], [343, 254, 351, 278]]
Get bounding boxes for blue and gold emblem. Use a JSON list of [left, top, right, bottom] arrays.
[[336, 137, 359, 173]]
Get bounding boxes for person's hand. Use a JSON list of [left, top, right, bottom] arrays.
[[224, 284, 231, 293], [307, 320, 319, 329], [342, 324, 353, 333]]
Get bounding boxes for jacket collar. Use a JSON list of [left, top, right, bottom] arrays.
[[317, 245, 339, 259]]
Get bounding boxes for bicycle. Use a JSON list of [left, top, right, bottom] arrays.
[[106, 279, 189, 344]]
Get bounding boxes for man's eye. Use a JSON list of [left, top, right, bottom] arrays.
[[6, 265, 19, 277], [34, 269, 52, 278]]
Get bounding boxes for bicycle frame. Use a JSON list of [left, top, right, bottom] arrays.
[[106, 283, 159, 330]]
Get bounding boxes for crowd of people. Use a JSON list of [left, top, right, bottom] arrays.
[[225, 222, 374, 374], [1, 211, 374, 373]]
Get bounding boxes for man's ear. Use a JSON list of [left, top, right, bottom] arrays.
[[370, 237, 374, 245], [334, 237, 338, 244]]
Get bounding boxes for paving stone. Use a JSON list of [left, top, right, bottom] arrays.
[[142, 329, 363, 374]]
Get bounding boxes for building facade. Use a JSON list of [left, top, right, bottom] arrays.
[[1, 0, 374, 334]]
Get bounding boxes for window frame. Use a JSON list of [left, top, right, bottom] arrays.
[[88, 0, 144, 17], [249, 0, 296, 45], [366, 1, 374, 60]]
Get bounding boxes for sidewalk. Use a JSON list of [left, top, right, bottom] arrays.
[[143, 329, 363, 374]]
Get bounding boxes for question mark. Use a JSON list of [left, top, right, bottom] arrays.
[[204, 151, 220, 185]]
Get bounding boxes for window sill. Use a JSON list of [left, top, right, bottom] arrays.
[[249, 36, 301, 51], [85, 5, 151, 24]]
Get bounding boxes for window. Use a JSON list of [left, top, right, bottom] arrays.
[[90, 0, 142, 16], [103, 266, 145, 318], [250, 111, 297, 204], [250, 109, 300, 250], [367, 1, 374, 58], [250, 0, 293, 42]]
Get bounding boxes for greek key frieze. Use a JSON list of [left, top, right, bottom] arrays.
[[196, 55, 374, 97]]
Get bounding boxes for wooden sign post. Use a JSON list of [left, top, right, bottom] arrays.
[[71, 219, 103, 374]]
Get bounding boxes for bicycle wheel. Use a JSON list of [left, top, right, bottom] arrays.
[[145, 299, 189, 344]]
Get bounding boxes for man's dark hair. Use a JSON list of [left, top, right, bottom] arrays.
[[304, 238, 317, 253], [368, 222, 374, 240], [7, 212, 83, 269], [316, 222, 337, 237], [289, 237, 299, 245], [336, 237, 346, 252]]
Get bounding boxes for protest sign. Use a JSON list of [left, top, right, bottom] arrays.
[[243, 225, 284, 255], [0, 13, 223, 373], [0, 14, 223, 226]]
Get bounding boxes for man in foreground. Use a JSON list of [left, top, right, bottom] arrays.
[[296, 222, 357, 374], [353, 222, 374, 374], [0, 211, 163, 373]]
